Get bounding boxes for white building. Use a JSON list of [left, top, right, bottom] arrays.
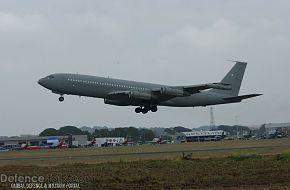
[[95, 137, 125, 147]]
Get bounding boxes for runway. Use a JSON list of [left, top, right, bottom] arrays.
[[1, 143, 290, 161]]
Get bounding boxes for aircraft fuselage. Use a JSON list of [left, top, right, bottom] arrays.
[[38, 73, 226, 107], [38, 62, 262, 113]]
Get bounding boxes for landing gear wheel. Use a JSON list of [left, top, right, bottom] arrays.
[[59, 96, 64, 102], [141, 109, 148, 114], [151, 106, 158, 112], [135, 107, 142, 113]]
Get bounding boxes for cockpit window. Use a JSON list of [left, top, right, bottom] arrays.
[[47, 75, 55, 79]]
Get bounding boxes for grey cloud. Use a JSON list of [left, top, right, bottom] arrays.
[[0, 0, 290, 135]]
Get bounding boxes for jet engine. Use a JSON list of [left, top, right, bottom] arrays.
[[160, 87, 187, 97], [104, 99, 130, 106], [128, 91, 153, 100]]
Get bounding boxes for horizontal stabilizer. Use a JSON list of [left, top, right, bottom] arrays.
[[223, 94, 262, 102]]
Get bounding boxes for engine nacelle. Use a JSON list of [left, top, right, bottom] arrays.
[[129, 91, 153, 100], [104, 99, 130, 106], [160, 87, 186, 97]]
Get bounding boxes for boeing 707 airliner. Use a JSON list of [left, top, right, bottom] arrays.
[[38, 62, 262, 114]]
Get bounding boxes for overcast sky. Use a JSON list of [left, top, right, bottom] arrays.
[[1, 0, 290, 136]]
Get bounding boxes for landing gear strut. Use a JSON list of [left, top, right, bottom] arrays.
[[135, 106, 158, 114], [59, 96, 64, 102]]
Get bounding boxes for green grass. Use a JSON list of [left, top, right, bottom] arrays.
[[228, 152, 263, 161], [0, 155, 290, 190]]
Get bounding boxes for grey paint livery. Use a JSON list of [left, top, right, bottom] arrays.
[[38, 62, 262, 113]]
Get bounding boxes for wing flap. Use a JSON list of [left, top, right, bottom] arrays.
[[182, 83, 232, 94]]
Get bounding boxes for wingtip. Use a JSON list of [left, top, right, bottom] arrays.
[[250, 94, 263, 98]]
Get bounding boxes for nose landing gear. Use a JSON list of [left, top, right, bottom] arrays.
[[59, 96, 64, 102]]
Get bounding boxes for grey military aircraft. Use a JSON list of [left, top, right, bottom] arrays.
[[38, 62, 261, 114]]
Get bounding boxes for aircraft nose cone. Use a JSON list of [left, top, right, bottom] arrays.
[[38, 78, 45, 86]]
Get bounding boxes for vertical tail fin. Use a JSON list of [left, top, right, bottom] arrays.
[[211, 61, 247, 96]]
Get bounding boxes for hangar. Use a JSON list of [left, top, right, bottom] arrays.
[[0, 135, 87, 149], [176, 130, 226, 142]]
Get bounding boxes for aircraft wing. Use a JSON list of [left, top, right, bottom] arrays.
[[107, 83, 232, 101], [106, 89, 180, 107], [106, 82, 232, 105], [180, 83, 232, 94], [150, 83, 231, 97]]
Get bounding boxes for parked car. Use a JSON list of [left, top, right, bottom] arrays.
[[0, 147, 9, 152]]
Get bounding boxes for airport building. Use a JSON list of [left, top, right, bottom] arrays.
[[176, 130, 226, 142], [0, 135, 88, 148], [94, 137, 125, 147], [263, 123, 290, 129]]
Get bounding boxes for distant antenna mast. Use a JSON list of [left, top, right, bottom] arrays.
[[235, 115, 239, 126], [235, 115, 239, 139], [210, 107, 215, 129]]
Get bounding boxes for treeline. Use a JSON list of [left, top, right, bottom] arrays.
[[39, 126, 173, 142], [216, 125, 251, 136], [164, 126, 192, 135], [39, 126, 86, 136], [39, 125, 256, 141]]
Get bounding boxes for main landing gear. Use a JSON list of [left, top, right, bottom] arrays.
[[135, 106, 158, 114], [58, 96, 64, 102]]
